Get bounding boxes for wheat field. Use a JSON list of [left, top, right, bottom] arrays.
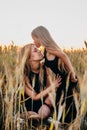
[[0, 43, 87, 130]]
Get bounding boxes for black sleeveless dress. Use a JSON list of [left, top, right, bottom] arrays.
[[44, 50, 78, 123], [25, 71, 46, 113]]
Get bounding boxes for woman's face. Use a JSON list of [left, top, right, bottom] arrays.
[[32, 35, 41, 47], [30, 45, 43, 61]]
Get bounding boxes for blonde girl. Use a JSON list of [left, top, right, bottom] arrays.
[[31, 25, 77, 82]]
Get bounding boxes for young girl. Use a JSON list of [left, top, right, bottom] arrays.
[[31, 26, 80, 124], [31, 25, 77, 82], [19, 44, 61, 119]]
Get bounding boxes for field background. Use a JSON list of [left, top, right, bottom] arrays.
[[0, 43, 87, 130], [0, 43, 87, 78]]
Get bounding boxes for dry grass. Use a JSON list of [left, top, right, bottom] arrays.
[[0, 44, 87, 130]]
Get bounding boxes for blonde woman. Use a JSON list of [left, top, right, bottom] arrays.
[[31, 26, 80, 124], [19, 44, 61, 119]]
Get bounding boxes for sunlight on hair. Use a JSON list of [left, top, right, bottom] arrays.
[[39, 46, 45, 54]]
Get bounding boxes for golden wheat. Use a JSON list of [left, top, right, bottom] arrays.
[[0, 44, 87, 130]]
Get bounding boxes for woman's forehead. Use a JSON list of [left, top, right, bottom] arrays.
[[31, 44, 40, 50], [31, 44, 37, 49]]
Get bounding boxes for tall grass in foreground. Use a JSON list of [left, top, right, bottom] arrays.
[[0, 44, 87, 130], [0, 44, 28, 130]]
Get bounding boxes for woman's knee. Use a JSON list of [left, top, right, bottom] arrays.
[[38, 104, 51, 119]]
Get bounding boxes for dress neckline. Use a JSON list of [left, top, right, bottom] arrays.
[[44, 50, 56, 61]]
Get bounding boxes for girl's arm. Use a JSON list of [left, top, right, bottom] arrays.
[[46, 47, 77, 82]]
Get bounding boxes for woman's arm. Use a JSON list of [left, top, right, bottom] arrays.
[[25, 75, 61, 101], [25, 84, 52, 100]]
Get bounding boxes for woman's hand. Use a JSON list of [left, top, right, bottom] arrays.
[[53, 74, 62, 91], [46, 67, 62, 90]]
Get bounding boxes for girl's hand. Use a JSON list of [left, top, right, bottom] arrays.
[[70, 72, 78, 82]]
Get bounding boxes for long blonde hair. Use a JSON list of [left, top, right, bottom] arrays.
[[19, 43, 46, 89], [18, 44, 33, 76], [31, 26, 67, 72], [31, 26, 60, 50]]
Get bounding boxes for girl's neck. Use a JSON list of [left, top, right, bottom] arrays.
[[46, 52, 55, 60]]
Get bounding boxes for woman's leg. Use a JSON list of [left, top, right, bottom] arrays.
[[38, 97, 52, 119]]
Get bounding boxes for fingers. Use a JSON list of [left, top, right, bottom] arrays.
[[70, 72, 78, 82], [56, 79, 61, 87], [71, 77, 78, 82], [56, 74, 62, 83], [55, 75, 62, 88], [46, 67, 52, 76]]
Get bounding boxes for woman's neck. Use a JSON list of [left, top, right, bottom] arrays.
[[30, 61, 40, 73], [31, 69, 40, 74]]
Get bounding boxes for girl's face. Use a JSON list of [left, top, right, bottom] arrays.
[[32, 35, 41, 47], [30, 45, 43, 61]]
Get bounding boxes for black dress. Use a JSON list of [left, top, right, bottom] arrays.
[[44, 50, 79, 124], [25, 71, 46, 113]]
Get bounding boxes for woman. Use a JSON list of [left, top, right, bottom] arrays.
[[31, 26, 80, 124], [19, 44, 61, 119]]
